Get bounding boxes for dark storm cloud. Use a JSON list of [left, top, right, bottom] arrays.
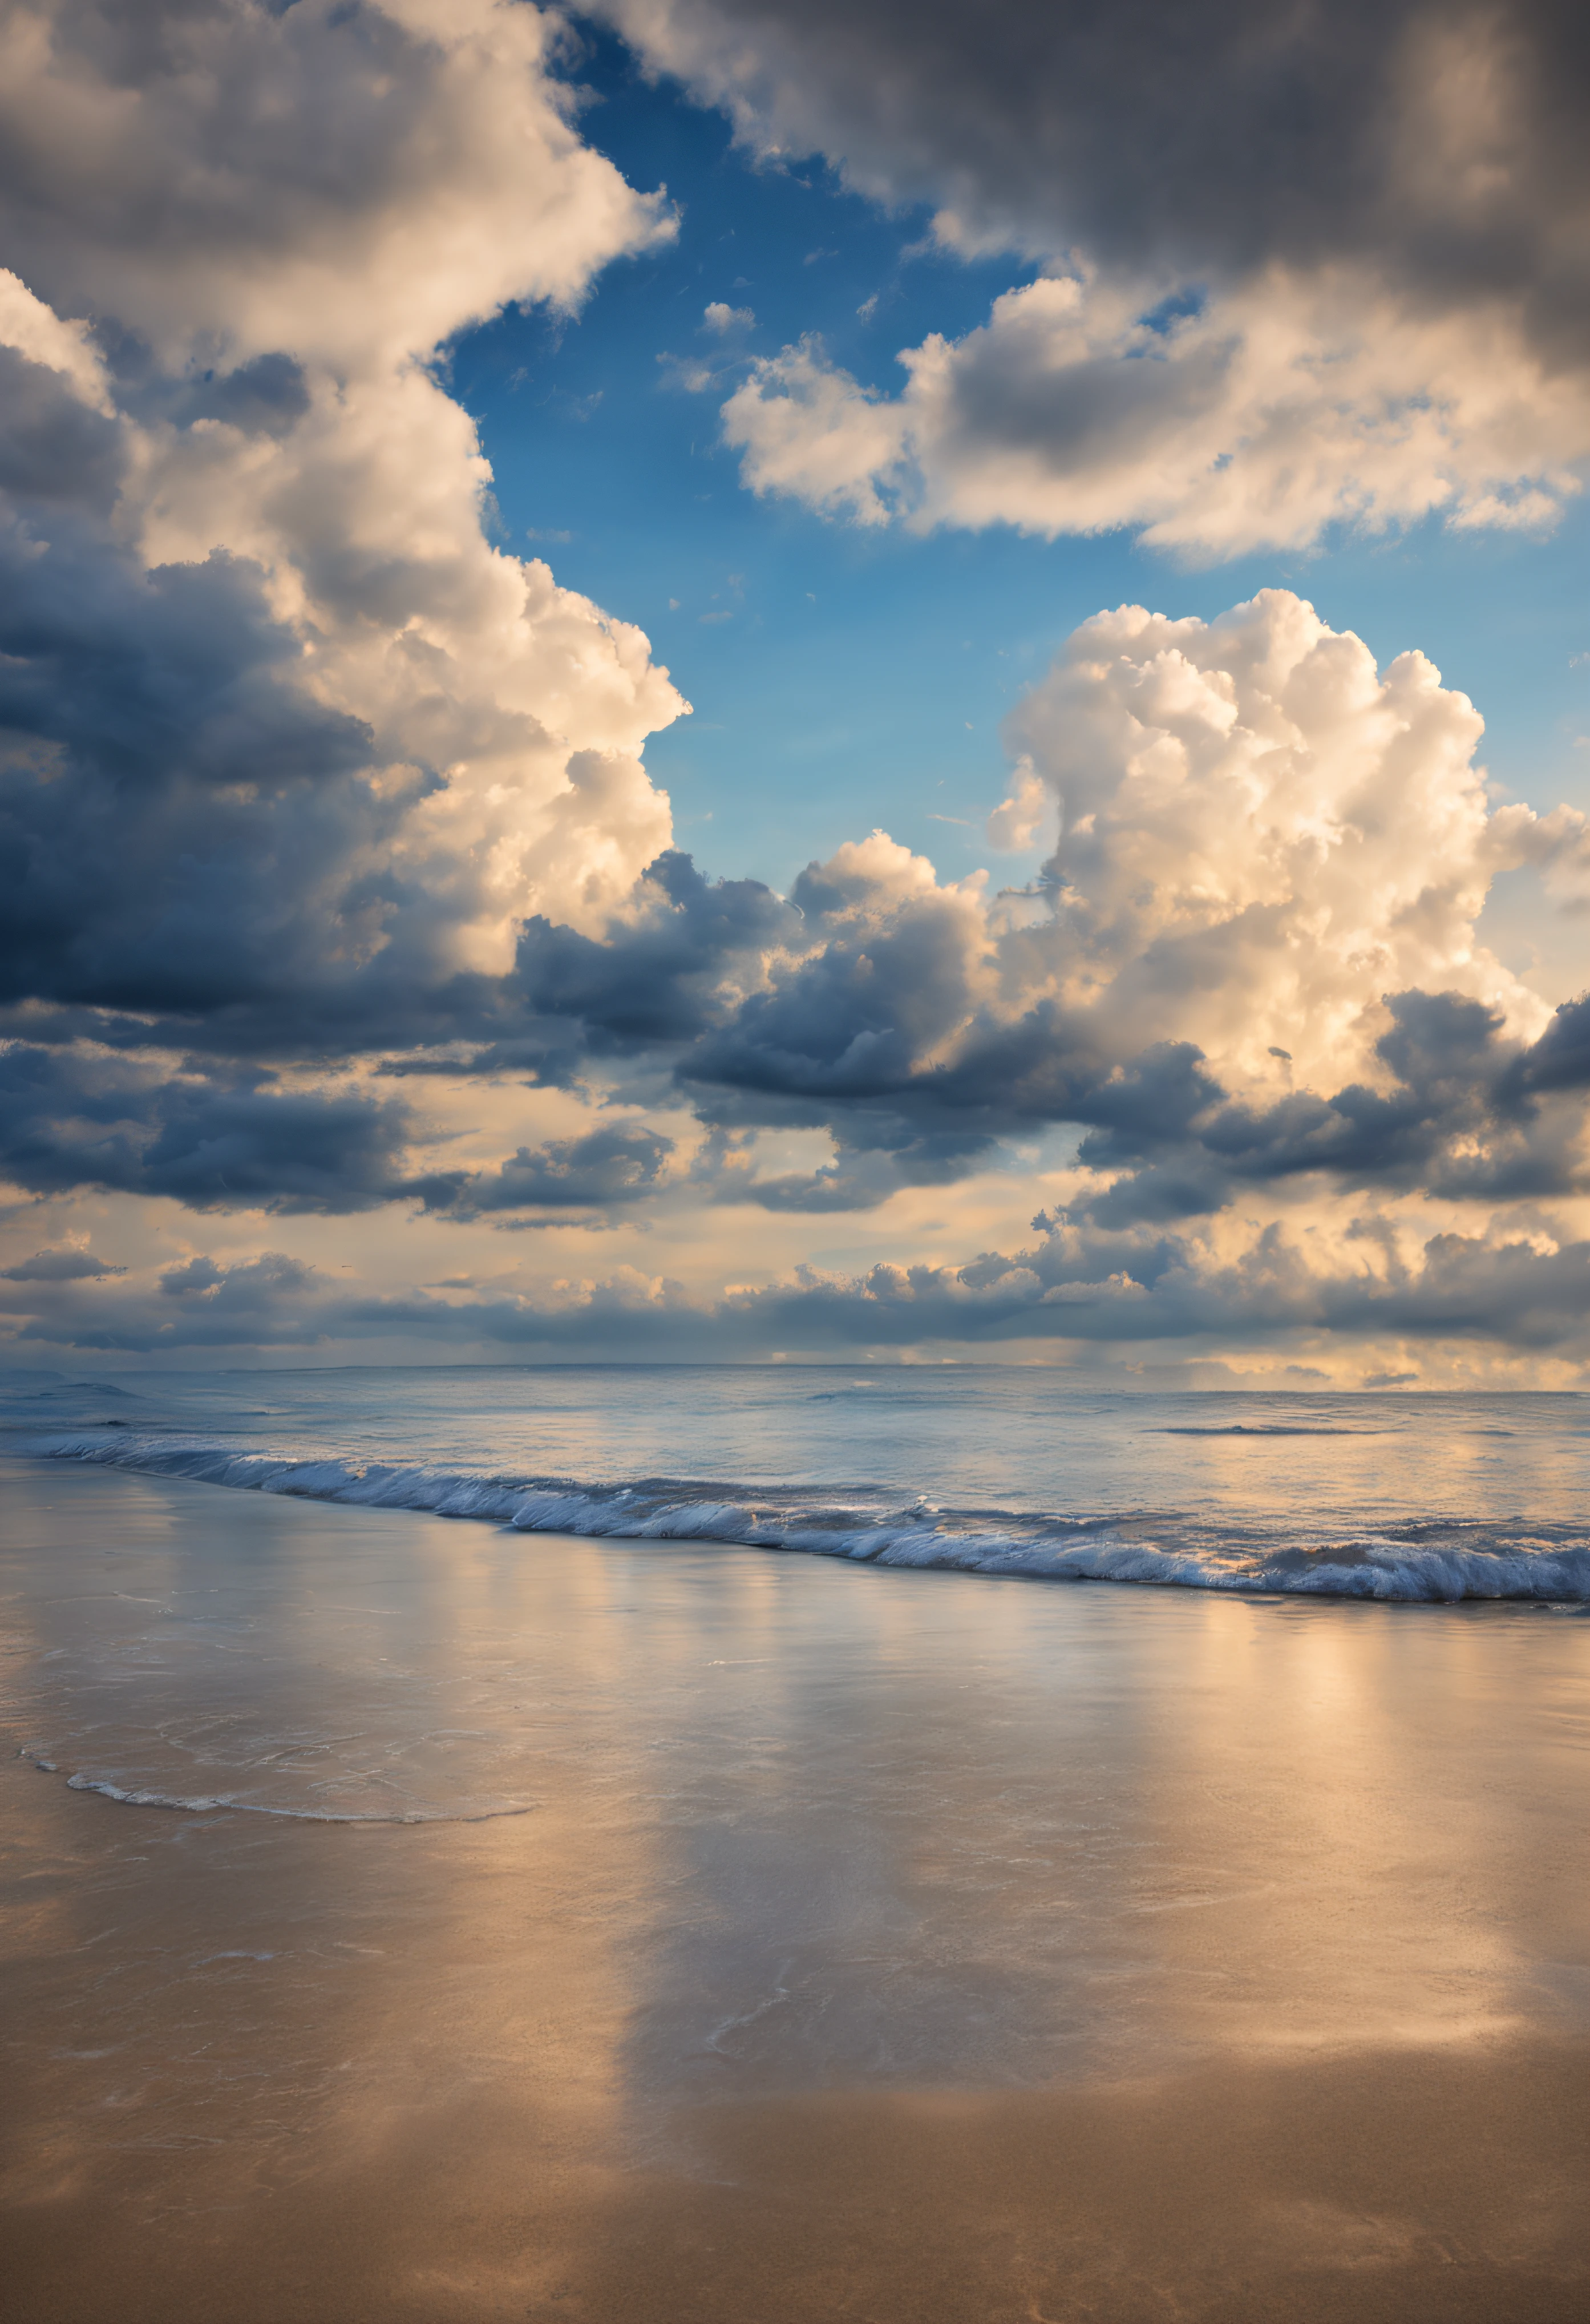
[[717, 1122, 995, 1212], [598, 0, 1590, 358], [464, 843, 1590, 1222], [0, 1, 682, 1097], [0, 1041, 683, 1223], [658, 866, 1590, 1219], [1097, 997, 1581, 1215], [1502, 991, 1590, 1098], [0, 346, 410, 1026], [0, 342, 122, 504], [0, 1044, 418, 1212], [1089, 992, 1590, 1220], [929, 321, 1235, 479], [165, 351, 312, 439], [511, 851, 803, 1049], [7, 758, 1587, 1234], [0, 348, 549, 1064]]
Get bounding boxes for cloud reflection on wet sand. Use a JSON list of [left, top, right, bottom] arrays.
[[2, 1464, 1587, 2321]]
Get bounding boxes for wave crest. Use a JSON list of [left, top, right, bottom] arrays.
[[30, 1431, 1590, 1603]]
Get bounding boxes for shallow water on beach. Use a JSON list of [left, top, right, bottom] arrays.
[[2, 1459, 1589, 2322]]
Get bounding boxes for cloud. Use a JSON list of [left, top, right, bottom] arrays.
[[12, 1210, 1590, 1369], [997, 592, 1573, 1081], [386, 596, 1590, 1244], [416, 1123, 675, 1218], [721, 272, 1590, 554], [1, 1247, 124, 1282], [595, 0, 1590, 332], [0, 1043, 420, 1212], [6, 352, 1590, 1376], [0, 0, 687, 1072], [0, 6, 1585, 1372], [496, 592, 1590, 1233], [1, 0, 671, 369], [600, 0, 1590, 551], [3, 1248, 334, 1353], [984, 759, 1047, 851], [632, 590, 1590, 1227], [509, 847, 804, 1052], [698, 1218, 1590, 1363], [720, 334, 908, 524], [8, 579, 1587, 1269], [0, 1038, 688, 1225]]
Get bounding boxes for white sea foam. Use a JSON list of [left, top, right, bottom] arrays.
[[30, 1431, 1590, 1603], [17, 1747, 532, 1824]]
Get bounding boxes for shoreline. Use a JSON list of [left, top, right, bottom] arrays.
[[21, 1431, 1590, 1602]]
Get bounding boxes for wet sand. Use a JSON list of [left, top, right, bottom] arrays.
[[2, 1462, 1588, 2322]]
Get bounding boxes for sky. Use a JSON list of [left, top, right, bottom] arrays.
[[3, 0, 1590, 1383]]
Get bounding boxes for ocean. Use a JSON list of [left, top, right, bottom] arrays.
[[8, 1363, 1590, 1600]]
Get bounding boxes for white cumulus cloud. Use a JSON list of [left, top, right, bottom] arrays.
[[1002, 589, 1582, 1088], [723, 272, 1590, 555]]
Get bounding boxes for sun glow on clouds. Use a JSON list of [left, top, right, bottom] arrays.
[[603, 0, 1590, 552], [2, 0, 1590, 1379], [721, 270, 1590, 553], [1, 0, 686, 982]]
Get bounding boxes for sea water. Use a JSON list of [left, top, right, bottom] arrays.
[[6, 1363, 1590, 1599], [3, 1365, 1588, 1825]]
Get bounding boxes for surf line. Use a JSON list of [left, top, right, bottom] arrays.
[[16, 1749, 536, 1825]]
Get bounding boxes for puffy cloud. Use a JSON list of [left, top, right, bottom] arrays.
[[501, 847, 804, 1058], [722, 335, 909, 526], [597, 0, 1590, 338], [602, 0, 1590, 549], [16, 4, 1590, 1369], [588, 593, 1590, 1228], [2, 1248, 334, 1353], [722, 271, 1590, 552], [7, 556, 1590, 1368], [0, 1041, 420, 1212], [8, 580, 1585, 1247], [1, 1246, 123, 1281], [0, 1037, 686, 1224], [998, 592, 1572, 1084], [348, 593, 1590, 1246], [416, 1122, 675, 1219], [693, 1214, 1590, 1367], [0, 0, 687, 1069], [0, 0, 668, 369], [11, 1210, 1590, 1371]]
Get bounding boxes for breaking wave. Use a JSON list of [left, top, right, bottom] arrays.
[[33, 1429, 1590, 1602]]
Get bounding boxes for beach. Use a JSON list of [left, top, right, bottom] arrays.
[[3, 1458, 1587, 2322], [8, 2, 1590, 2315]]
